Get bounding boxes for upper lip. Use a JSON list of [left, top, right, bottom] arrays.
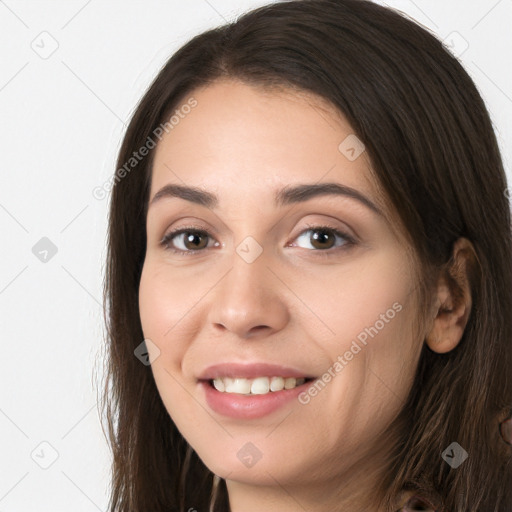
[[197, 362, 315, 381]]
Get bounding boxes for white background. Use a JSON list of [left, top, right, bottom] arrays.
[[0, 1, 511, 510]]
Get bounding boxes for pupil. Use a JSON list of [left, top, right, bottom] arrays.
[[186, 232, 205, 249], [312, 230, 332, 248]]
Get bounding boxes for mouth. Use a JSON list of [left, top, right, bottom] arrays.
[[208, 376, 315, 395], [197, 362, 317, 419]]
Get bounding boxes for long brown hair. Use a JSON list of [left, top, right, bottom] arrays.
[[99, 1, 512, 510]]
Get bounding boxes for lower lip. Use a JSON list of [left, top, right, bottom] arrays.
[[200, 380, 311, 419]]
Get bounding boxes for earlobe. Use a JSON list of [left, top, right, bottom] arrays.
[[425, 238, 476, 354]]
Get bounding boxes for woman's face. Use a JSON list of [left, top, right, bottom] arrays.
[[139, 79, 424, 497]]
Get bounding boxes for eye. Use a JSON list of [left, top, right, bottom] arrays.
[[291, 224, 355, 255], [159, 226, 219, 255]]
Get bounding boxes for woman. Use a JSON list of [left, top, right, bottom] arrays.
[[100, 0, 512, 510]]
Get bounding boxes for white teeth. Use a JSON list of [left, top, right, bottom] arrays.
[[270, 376, 284, 391], [211, 376, 308, 395], [225, 378, 251, 394], [213, 378, 225, 392], [251, 377, 270, 395]]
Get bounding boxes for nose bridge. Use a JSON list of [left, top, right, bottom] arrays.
[[207, 243, 289, 338]]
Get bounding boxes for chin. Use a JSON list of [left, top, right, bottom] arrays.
[[189, 437, 310, 487]]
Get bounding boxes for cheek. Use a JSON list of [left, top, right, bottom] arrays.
[[291, 259, 417, 458], [291, 251, 414, 349], [295, 250, 419, 408], [138, 262, 203, 424], [138, 262, 197, 366]]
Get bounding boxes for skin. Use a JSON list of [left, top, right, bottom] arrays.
[[138, 79, 473, 511]]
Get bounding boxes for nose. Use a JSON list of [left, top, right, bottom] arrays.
[[206, 248, 290, 340]]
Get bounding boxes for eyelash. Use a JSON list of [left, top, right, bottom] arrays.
[[159, 223, 356, 258]]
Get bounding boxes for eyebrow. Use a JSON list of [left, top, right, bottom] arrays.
[[148, 182, 383, 216]]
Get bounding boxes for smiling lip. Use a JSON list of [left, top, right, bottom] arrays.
[[197, 362, 315, 419]]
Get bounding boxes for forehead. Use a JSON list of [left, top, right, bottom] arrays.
[[149, 79, 384, 212]]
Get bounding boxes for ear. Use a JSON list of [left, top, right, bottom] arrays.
[[425, 237, 477, 354]]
